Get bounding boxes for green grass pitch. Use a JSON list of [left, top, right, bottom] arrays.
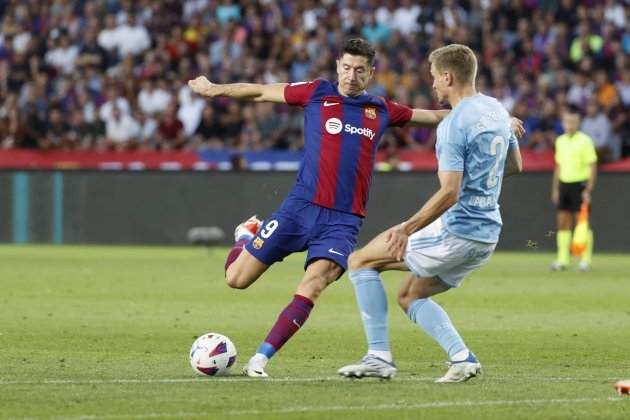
[[1, 245, 629, 419]]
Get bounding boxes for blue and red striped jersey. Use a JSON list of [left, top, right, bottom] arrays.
[[284, 79, 412, 217]]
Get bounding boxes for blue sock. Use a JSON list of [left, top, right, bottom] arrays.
[[407, 298, 467, 359], [348, 269, 390, 352], [256, 342, 276, 359]]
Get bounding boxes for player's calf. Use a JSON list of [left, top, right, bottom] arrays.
[[296, 259, 342, 300]]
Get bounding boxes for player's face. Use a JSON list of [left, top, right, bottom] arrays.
[[430, 63, 449, 104], [336, 54, 374, 97], [562, 113, 580, 134]]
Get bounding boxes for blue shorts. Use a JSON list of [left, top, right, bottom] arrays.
[[245, 197, 362, 272]]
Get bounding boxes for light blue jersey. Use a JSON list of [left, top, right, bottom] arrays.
[[436, 93, 518, 244]]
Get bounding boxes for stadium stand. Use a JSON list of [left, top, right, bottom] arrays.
[[0, 0, 628, 169]]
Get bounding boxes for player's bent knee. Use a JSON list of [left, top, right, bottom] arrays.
[[397, 291, 412, 312], [224, 269, 252, 290], [348, 250, 367, 270]]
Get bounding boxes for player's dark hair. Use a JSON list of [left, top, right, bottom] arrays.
[[565, 104, 581, 115], [341, 38, 376, 65]]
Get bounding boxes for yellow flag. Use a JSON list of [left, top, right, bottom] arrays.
[[571, 204, 589, 256]]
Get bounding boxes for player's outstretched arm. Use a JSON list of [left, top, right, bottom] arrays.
[[504, 145, 523, 178], [407, 109, 450, 127], [386, 170, 463, 260], [188, 76, 288, 103]]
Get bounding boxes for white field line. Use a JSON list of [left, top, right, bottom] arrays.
[[4, 397, 626, 420], [0, 375, 622, 386]]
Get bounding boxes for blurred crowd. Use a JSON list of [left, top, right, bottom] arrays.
[[0, 0, 628, 161]]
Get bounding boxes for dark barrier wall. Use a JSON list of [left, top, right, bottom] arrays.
[[1, 171, 629, 251]]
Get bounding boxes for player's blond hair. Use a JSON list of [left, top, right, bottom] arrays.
[[428, 44, 478, 86]]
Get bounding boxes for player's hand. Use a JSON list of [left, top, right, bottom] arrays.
[[582, 189, 591, 205], [188, 76, 219, 97], [551, 189, 559, 205], [511, 117, 525, 139], [385, 223, 409, 262]]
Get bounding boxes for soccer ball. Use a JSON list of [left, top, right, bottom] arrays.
[[189, 333, 237, 376]]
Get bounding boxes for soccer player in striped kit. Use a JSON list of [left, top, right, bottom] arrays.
[[189, 38, 450, 377]]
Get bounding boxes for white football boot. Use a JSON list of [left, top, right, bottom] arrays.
[[234, 215, 262, 242], [577, 261, 591, 272], [550, 261, 567, 271], [435, 351, 482, 383], [337, 355, 397, 379], [242, 354, 269, 378]]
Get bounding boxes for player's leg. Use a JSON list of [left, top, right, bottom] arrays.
[[224, 249, 269, 289], [224, 215, 269, 289], [242, 205, 346, 377], [402, 235, 494, 383], [397, 274, 480, 383], [337, 230, 409, 379], [555, 211, 574, 267], [553, 182, 580, 271], [552, 210, 573, 271], [243, 258, 344, 377]]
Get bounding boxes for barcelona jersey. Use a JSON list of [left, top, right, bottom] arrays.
[[284, 79, 412, 217]]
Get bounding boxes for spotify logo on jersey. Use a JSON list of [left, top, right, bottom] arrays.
[[325, 118, 343, 135]]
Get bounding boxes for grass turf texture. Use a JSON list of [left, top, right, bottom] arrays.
[[1, 245, 629, 419]]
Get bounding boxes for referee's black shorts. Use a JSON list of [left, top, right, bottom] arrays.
[[557, 181, 587, 212]]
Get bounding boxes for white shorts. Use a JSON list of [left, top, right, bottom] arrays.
[[404, 217, 496, 288]]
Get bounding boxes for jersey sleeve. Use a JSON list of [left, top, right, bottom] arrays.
[[438, 118, 466, 171], [284, 80, 321, 106], [382, 98, 413, 127]]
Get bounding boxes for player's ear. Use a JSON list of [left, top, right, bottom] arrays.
[[445, 71, 454, 87]]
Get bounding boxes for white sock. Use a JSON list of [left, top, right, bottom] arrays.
[[368, 350, 393, 363], [451, 349, 470, 362], [250, 353, 269, 368]]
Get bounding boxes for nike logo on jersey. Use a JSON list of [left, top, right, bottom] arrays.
[[323, 101, 339, 107], [328, 248, 345, 256], [292, 319, 302, 328]]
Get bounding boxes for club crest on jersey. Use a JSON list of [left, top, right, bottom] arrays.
[[364, 106, 376, 120], [252, 237, 264, 249], [325, 118, 343, 135]]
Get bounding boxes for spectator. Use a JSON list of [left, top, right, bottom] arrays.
[[104, 105, 140, 151], [157, 102, 186, 150], [0, 0, 624, 160], [581, 100, 618, 163], [40, 107, 70, 150], [116, 14, 151, 58], [220, 101, 243, 147], [97, 14, 121, 67], [76, 30, 107, 71], [137, 78, 171, 117], [68, 107, 104, 149], [99, 87, 131, 122], [193, 106, 224, 149], [44, 34, 79, 75], [133, 107, 158, 149]]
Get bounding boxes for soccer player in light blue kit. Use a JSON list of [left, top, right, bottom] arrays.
[[338, 44, 523, 382]]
